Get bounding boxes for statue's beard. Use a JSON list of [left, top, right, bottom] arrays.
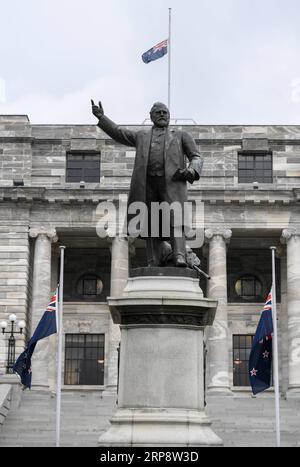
[[153, 119, 169, 128]]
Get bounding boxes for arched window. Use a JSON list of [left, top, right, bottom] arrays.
[[235, 274, 262, 301], [76, 274, 103, 297]]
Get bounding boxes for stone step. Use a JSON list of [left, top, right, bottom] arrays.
[[1, 391, 300, 447]]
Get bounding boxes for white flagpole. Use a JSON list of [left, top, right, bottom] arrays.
[[168, 7, 172, 113], [270, 246, 281, 448], [56, 246, 65, 447]]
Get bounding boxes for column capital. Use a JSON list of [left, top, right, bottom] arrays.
[[205, 227, 232, 243], [281, 228, 300, 244], [274, 244, 286, 258], [29, 226, 58, 243]]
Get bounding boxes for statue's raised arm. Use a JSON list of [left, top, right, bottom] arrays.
[[91, 99, 137, 147], [91, 100, 104, 119], [90, 99, 204, 268]]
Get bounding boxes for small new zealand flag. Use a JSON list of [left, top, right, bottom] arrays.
[[249, 292, 273, 395], [13, 291, 57, 389]]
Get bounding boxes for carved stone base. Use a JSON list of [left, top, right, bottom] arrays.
[[98, 408, 223, 447], [99, 273, 222, 447]]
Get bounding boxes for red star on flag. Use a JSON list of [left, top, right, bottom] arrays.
[[250, 368, 258, 377]]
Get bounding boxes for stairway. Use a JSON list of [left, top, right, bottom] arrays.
[[0, 390, 117, 447], [0, 390, 299, 447], [206, 394, 300, 447]]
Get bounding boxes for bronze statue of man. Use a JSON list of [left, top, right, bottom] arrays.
[[91, 100, 203, 268]]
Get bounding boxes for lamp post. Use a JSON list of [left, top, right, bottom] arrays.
[[1, 315, 25, 374]]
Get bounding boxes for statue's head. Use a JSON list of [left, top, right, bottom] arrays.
[[150, 102, 170, 128]]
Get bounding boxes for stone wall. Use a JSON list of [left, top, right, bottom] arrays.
[[2, 117, 300, 191], [0, 116, 300, 391], [0, 205, 31, 372], [0, 116, 32, 187]]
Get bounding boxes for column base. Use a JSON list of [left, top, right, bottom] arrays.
[[98, 408, 223, 447], [286, 387, 300, 399], [207, 386, 233, 397], [31, 384, 50, 391], [102, 385, 118, 397]]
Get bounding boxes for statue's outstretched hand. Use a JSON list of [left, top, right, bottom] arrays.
[[91, 100, 104, 119]]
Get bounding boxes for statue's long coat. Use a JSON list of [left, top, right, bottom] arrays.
[[97, 116, 203, 232]]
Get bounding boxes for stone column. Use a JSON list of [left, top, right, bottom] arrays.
[[105, 236, 129, 393], [29, 227, 57, 389], [281, 229, 300, 397], [205, 227, 232, 395]]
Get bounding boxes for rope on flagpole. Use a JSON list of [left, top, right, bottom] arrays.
[[270, 246, 281, 447]]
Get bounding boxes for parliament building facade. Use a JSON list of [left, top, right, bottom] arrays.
[[0, 115, 300, 397]]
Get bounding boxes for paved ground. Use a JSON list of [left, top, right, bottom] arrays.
[[0, 390, 299, 447]]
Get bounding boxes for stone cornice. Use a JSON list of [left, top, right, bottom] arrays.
[[0, 187, 298, 206]]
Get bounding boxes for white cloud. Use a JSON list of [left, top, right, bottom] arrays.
[[1, 0, 300, 124]]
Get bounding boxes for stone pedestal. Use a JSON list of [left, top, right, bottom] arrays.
[[98, 268, 222, 447], [0, 374, 22, 409]]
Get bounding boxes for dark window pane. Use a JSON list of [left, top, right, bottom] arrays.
[[238, 153, 272, 184], [233, 335, 254, 387], [64, 334, 105, 385], [235, 275, 262, 301], [77, 275, 104, 297], [66, 152, 101, 183]]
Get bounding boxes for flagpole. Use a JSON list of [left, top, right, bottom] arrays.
[[56, 245, 65, 447], [270, 246, 281, 448], [168, 7, 172, 114]]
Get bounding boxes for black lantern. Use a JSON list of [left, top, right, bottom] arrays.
[[1, 314, 25, 374]]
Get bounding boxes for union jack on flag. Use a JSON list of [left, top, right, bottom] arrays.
[[13, 289, 58, 389], [248, 291, 274, 395], [142, 39, 168, 64], [46, 292, 57, 312]]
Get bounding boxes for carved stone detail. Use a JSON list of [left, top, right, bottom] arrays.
[[204, 227, 232, 243], [281, 228, 300, 244], [78, 321, 92, 334], [29, 226, 58, 243]]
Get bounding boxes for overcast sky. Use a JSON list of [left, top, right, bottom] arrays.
[[1, 0, 300, 124]]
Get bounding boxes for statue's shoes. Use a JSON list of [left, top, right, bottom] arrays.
[[174, 255, 188, 268]]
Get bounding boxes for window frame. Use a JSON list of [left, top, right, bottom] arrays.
[[64, 333, 105, 386], [235, 274, 263, 302], [232, 334, 254, 387], [238, 151, 273, 184], [66, 151, 101, 183]]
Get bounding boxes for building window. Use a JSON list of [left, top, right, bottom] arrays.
[[66, 152, 100, 183], [238, 152, 273, 183], [235, 274, 262, 301], [76, 274, 103, 297], [64, 334, 105, 385], [233, 335, 254, 387]]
